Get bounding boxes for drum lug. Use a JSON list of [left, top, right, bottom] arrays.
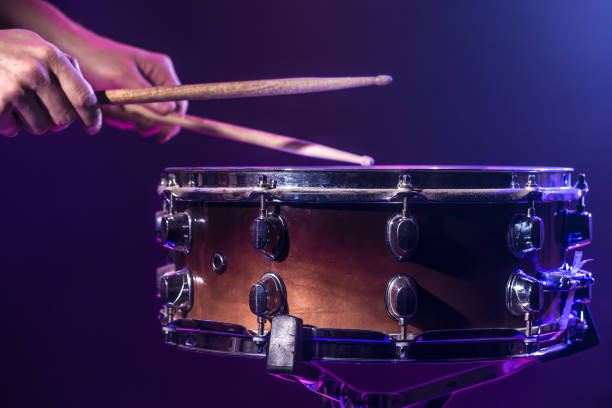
[[506, 269, 542, 316], [559, 210, 592, 251], [157, 209, 193, 254], [250, 188, 287, 261], [159, 266, 194, 313], [506, 199, 544, 258], [385, 274, 418, 359], [558, 174, 592, 251], [386, 192, 419, 261], [249, 272, 289, 347]]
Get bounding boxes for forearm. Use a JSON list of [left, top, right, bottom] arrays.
[[0, 0, 106, 57]]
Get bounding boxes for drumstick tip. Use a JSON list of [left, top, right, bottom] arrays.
[[375, 75, 393, 86], [360, 155, 375, 166]]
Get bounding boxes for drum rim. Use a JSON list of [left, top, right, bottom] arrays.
[[164, 165, 574, 172], [159, 165, 582, 203], [161, 315, 592, 363]]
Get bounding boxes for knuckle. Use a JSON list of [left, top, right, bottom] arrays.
[[160, 54, 172, 66], [153, 52, 172, 65], [2, 84, 25, 103], [21, 62, 48, 89], [36, 43, 60, 62], [18, 29, 42, 40], [74, 87, 98, 110]]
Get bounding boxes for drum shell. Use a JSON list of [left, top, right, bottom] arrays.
[[175, 201, 565, 335]]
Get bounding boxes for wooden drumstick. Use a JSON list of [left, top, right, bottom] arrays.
[[123, 104, 375, 166], [96, 75, 392, 105]]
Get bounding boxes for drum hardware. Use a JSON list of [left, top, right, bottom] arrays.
[[186, 173, 197, 188], [294, 360, 536, 408], [164, 317, 589, 362], [156, 264, 177, 325], [506, 199, 544, 258], [157, 174, 192, 253], [166, 173, 179, 189], [511, 173, 520, 188], [540, 251, 594, 298], [505, 270, 542, 316], [569, 303, 589, 342], [155, 186, 172, 243], [211, 252, 227, 274], [155, 263, 176, 298], [158, 210, 193, 254], [526, 173, 538, 188], [159, 167, 582, 203], [505, 269, 542, 337], [558, 173, 591, 252], [249, 272, 289, 349], [250, 176, 287, 260], [540, 268, 594, 292], [159, 266, 194, 313], [386, 174, 419, 261], [154, 210, 165, 244], [266, 315, 316, 377], [385, 275, 418, 359]]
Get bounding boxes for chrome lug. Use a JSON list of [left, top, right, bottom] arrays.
[[386, 214, 419, 261], [506, 269, 542, 316], [385, 274, 418, 321], [249, 272, 288, 318], [561, 210, 592, 250], [507, 210, 544, 258], [159, 266, 193, 311], [249, 194, 287, 261], [159, 210, 193, 254]]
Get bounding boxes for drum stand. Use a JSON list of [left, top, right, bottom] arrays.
[[289, 358, 535, 408], [263, 312, 599, 408]]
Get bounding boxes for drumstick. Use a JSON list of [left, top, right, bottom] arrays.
[[96, 75, 392, 105], [123, 104, 375, 166]]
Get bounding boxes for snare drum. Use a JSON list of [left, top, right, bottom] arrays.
[[154, 166, 597, 406]]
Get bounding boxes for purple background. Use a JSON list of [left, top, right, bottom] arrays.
[[1, 1, 610, 406]]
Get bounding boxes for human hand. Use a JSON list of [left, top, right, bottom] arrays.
[[0, 29, 102, 137], [72, 35, 188, 143]]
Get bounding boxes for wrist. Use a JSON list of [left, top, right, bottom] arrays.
[[0, 0, 105, 60]]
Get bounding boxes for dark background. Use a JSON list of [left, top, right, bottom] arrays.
[[1, 1, 610, 406]]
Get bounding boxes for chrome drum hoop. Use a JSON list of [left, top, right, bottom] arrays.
[[161, 310, 596, 363], [158, 166, 581, 203]]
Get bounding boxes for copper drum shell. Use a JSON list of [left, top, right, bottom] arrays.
[[174, 201, 565, 335]]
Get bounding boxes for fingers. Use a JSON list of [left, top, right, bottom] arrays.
[[0, 111, 18, 138], [138, 53, 181, 88], [136, 52, 188, 142], [102, 105, 180, 142], [137, 53, 187, 116], [12, 90, 53, 134], [102, 105, 162, 136], [0, 30, 104, 137], [37, 80, 76, 132], [46, 48, 102, 134], [156, 123, 181, 144], [132, 58, 177, 115]]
